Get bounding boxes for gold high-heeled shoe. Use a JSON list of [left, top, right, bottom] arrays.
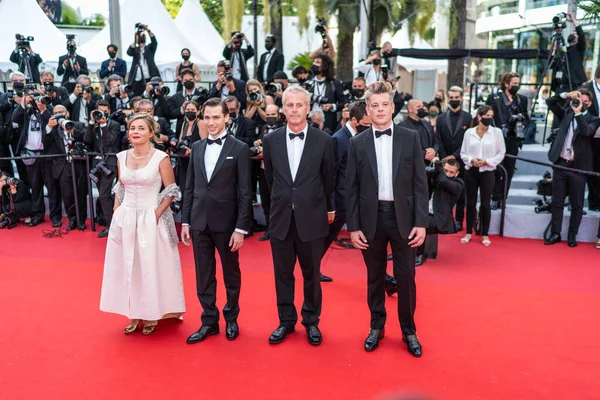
[[142, 323, 157, 335], [124, 319, 141, 334]]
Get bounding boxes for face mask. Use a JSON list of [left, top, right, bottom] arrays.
[[356, 124, 370, 134], [372, 59, 381, 66], [449, 100, 461, 109], [582, 103, 589, 112], [185, 112, 197, 121], [311, 65, 320, 75], [429, 111, 439, 118], [182, 55, 190, 61], [435, 96, 442, 102], [183, 81, 195, 90], [416, 108, 428, 119], [509, 85, 519, 95], [108, 52, 117, 59], [352, 89, 365, 98], [298, 77, 308, 84], [229, 112, 238, 120], [265, 43, 274, 51], [481, 117, 493, 127], [266, 117, 278, 126]]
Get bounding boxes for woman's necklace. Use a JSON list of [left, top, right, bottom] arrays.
[[130, 147, 151, 159]]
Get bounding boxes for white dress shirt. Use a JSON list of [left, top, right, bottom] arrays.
[[262, 50, 273, 80], [135, 46, 150, 81], [353, 62, 382, 86], [232, 51, 242, 80], [69, 93, 89, 124], [345, 122, 357, 137], [205, 131, 228, 181], [373, 123, 394, 201], [25, 113, 43, 151], [286, 124, 309, 181], [560, 115, 581, 161], [461, 126, 506, 171]]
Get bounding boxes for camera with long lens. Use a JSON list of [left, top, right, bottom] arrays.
[[118, 84, 132, 93], [43, 81, 56, 94], [135, 22, 145, 33], [15, 34, 34, 52], [34, 95, 51, 106], [341, 82, 354, 103], [4, 177, 19, 186], [249, 91, 263, 102], [552, 12, 567, 32], [189, 87, 208, 104], [570, 98, 581, 108], [51, 114, 75, 130], [425, 160, 443, 176], [68, 141, 88, 156], [78, 84, 94, 97], [92, 110, 106, 121], [507, 113, 526, 139], [12, 82, 25, 97], [315, 18, 327, 39], [150, 77, 170, 97], [266, 82, 282, 96], [170, 137, 192, 156], [89, 160, 113, 183], [381, 62, 389, 81], [66, 34, 77, 56]]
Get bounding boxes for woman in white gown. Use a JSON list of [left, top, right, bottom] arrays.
[[100, 113, 186, 335]]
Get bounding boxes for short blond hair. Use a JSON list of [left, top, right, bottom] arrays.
[[448, 86, 463, 96], [364, 81, 393, 106], [282, 85, 311, 107]]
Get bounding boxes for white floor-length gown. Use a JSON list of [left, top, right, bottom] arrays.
[[100, 150, 186, 321]]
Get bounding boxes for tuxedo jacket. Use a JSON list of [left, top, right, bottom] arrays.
[[10, 51, 43, 84], [126, 36, 160, 82], [435, 110, 472, 160], [331, 124, 353, 212], [223, 45, 255, 82], [345, 125, 429, 241], [99, 57, 127, 79], [230, 116, 257, 147], [168, 89, 207, 134], [257, 50, 285, 82], [83, 119, 122, 169], [65, 93, 102, 123], [42, 122, 86, 180], [581, 81, 599, 117], [12, 106, 52, 155], [207, 78, 247, 111], [181, 136, 252, 233], [262, 125, 335, 242], [56, 55, 89, 87], [432, 173, 464, 234], [398, 117, 440, 156]]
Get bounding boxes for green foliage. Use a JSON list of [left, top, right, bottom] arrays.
[[60, 2, 79, 25], [83, 13, 106, 27], [161, 0, 184, 17], [200, 0, 225, 35], [287, 52, 313, 70], [580, 0, 600, 25], [424, 26, 435, 42]]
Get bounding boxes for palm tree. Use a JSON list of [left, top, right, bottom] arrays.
[[447, 0, 466, 89], [222, 0, 245, 36], [580, 0, 600, 24]]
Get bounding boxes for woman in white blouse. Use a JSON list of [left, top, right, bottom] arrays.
[[460, 105, 506, 246]]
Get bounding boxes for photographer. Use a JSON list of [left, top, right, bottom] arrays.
[[40, 72, 69, 108], [266, 71, 289, 108], [57, 38, 89, 93], [208, 60, 246, 110], [544, 89, 600, 247], [245, 79, 271, 127], [127, 23, 159, 97], [354, 50, 386, 86], [309, 19, 336, 61], [84, 100, 121, 238], [175, 48, 201, 93], [564, 12, 586, 88], [415, 159, 465, 266], [0, 73, 27, 179], [306, 54, 346, 132], [100, 44, 127, 80], [223, 31, 255, 82], [142, 76, 171, 121], [257, 35, 285, 83], [0, 171, 33, 229], [42, 105, 88, 231], [225, 96, 257, 147], [168, 68, 208, 135], [103, 74, 130, 113], [9, 35, 42, 84], [460, 105, 506, 247], [66, 75, 102, 124], [486, 71, 529, 209], [137, 99, 174, 152]]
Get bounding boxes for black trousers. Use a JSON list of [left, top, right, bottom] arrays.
[[130, 80, 146, 97], [455, 166, 466, 224], [251, 159, 260, 200], [26, 158, 61, 222], [466, 168, 494, 236], [57, 161, 88, 222], [493, 136, 519, 201], [0, 140, 12, 177], [588, 139, 600, 210], [270, 214, 323, 328], [322, 210, 346, 257], [551, 163, 587, 236], [416, 215, 439, 257], [191, 227, 241, 326], [361, 202, 416, 334], [258, 168, 270, 228], [97, 165, 117, 227]]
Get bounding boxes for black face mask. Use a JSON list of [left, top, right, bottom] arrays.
[[185, 112, 197, 121], [265, 43, 274, 51], [229, 112, 238, 120], [416, 108, 428, 119], [509, 85, 519, 95], [352, 89, 365, 98], [435, 96, 442, 102], [298, 77, 308, 84], [266, 116, 278, 126], [311, 65, 320, 76], [182, 55, 190, 61], [183, 81, 195, 90], [108, 52, 117, 59], [449, 100, 461, 109], [481, 117, 494, 127], [356, 124, 370, 134], [429, 111, 439, 118], [372, 59, 381, 66], [582, 103, 589, 112]]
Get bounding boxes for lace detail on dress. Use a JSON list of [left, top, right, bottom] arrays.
[[158, 184, 182, 248], [112, 181, 125, 204]]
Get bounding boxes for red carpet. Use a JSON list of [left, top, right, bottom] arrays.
[[1, 222, 599, 399]]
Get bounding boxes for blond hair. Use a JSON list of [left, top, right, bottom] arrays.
[[364, 81, 393, 106], [127, 113, 160, 143]]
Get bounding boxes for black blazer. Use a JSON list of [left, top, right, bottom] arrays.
[[345, 125, 429, 241], [181, 136, 252, 233], [331, 124, 353, 212], [262, 125, 335, 242], [547, 95, 600, 172], [432, 173, 464, 234], [230, 116, 257, 147], [257, 50, 285, 82], [436, 110, 472, 160], [42, 122, 86, 180], [56, 54, 89, 91], [83, 119, 122, 168], [581, 81, 599, 117], [223, 45, 255, 82], [307, 79, 347, 133], [207, 78, 247, 111], [399, 117, 440, 156], [126, 36, 160, 83], [12, 106, 52, 155], [10, 51, 43, 84], [566, 26, 586, 86], [168, 89, 207, 134], [65, 93, 102, 123]]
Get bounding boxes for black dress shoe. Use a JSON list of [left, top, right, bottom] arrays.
[[259, 231, 270, 241], [186, 325, 219, 344], [415, 254, 426, 267], [25, 218, 43, 227], [52, 220, 62, 228], [568, 234, 577, 247], [226, 321, 239, 340], [97, 228, 109, 238], [402, 334, 422, 357], [320, 273, 333, 282], [305, 325, 322, 345], [364, 329, 385, 352], [78, 223, 87, 231], [491, 199, 503, 210], [67, 220, 77, 231], [385, 275, 397, 296], [544, 233, 561, 245], [455, 222, 463, 232], [268, 325, 295, 344]]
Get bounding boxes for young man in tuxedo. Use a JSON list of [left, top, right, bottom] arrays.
[[181, 98, 252, 344], [262, 86, 335, 346], [345, 81, 428, 356]]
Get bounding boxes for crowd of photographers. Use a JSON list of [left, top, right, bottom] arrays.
[[1, 12, 599, 251]]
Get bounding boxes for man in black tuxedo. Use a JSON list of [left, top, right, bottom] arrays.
[[208, 61, 247, 111], [223, 32, 255, 82], [545, 89, 600, 247], [56, 40, 89, 93], [257, 35, 285, 83], [564, 12, 586, 88], [182, 98, 252, 344], [345, 81, 428, 356], [399, 99, 439, 169], [142, 77, 171, 122], [262, 86, 335, 346], [435, 86, 472, 231], [126, 24, 160, 97], [65, 75, 102, 126], [9, 41, 43, 84], [42, 106, 88, 230]]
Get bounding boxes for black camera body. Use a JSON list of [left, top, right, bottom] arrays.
[[249, 146, 262, 157], [15, 34, 34, 51], [135, 23, 145, 33], [89, 160, 113, 183], [170, 137, 192, 156], [570, 98, 581, 108], [4, 177, 19, 186], [552, 12, 567, 32], [312, 94, 329, 105], [425, 160, 443, 176], [315, 18, 327, 39], [79, 84, 94, 96], [150, 77, 170, 97], [69, 141, 88, 156], [266, 82, 282, 96], [249, 92, 263, 102], [189, 87, 208, 104], [92, 110, 106, 121], [43, 81, 56, 94], [231, 31, 244, 47], [51, 114, 75, 130]]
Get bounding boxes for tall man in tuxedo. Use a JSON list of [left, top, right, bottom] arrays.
[[435, 86, 472, 231], [345, 81, 428, 356], [262, 86, 335, 346], [182, 98, 252, 344], [257, 35, 285, 83]]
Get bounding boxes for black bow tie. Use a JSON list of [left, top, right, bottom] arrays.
[[289, 132, 305, 140], [375, 129, 391, 138], [207, 137, 223, 145]]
